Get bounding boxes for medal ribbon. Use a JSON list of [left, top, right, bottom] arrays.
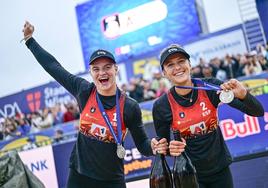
[[176, 78, 221, 91], [96, 88, 122, 145]]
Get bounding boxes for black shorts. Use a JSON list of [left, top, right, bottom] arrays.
[[66, 169, 126, 188], [198, 166, 233, 188]]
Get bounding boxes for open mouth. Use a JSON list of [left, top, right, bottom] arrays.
[[99, 78, 109, 85]]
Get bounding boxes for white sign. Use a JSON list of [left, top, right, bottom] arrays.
[[102, 1, 167, 38], [185, 29, 247, 66], [0, 102, 22, 118], [19, 146, 58, 188], [127, 178, 149, 188]]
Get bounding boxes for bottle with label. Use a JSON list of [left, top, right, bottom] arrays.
[[149, 138, 173, 188], [173, 130, 199, 188]]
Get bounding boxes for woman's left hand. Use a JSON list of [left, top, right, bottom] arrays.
[[220, 79, 247, 100]]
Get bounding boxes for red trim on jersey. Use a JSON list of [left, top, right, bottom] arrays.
[[167, 89, 218, 139], [79, 87, 127, 143]]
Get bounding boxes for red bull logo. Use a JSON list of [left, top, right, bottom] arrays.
[[220, 115, 261, 140]]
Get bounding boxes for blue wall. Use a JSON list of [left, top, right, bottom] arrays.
[[256, 0, 268, 41], [231, 153, 268, 188]]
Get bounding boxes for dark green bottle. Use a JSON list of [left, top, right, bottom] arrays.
[[173, 130, 199, 188], [150, 139, 173, 188]]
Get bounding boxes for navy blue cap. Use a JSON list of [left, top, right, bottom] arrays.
[[89, 49, 116, 65], [160, 46, 190, 68]]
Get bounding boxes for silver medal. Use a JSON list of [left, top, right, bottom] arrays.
[[117, 144, 126, 159], [219, 90, 234, 103]]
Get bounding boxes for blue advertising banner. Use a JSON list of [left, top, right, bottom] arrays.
[[76, 0, 201, 69], [219, 94, 268, 157], [0, 81, 75, 118]]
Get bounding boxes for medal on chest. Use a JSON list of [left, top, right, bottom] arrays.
[[96, 89, 126, 159], [117, 144, 126, 159]]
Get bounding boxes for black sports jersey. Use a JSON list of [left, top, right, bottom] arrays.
[[153, 77, 264, 177], [26, 38, 153, 182]]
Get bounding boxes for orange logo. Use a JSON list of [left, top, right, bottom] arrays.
[[26, 91, 41, 112]]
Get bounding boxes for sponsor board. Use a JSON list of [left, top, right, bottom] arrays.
[[18, 145, 58, 188]]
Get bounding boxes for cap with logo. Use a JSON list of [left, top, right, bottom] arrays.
[[160, 46, 190, 68], [89, 49, 116, 65]]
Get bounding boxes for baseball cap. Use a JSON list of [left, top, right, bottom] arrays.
[[89, 49, 116, 65], [160, 45, 190, 68]]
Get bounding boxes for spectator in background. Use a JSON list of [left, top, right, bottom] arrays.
[[53, 129, 64, 143], [243, 51, 263, 76], [201, 64, 213, 78], [220, 54, 239, 79], [128, 78, 144, 102], [41, 107, 54, 126], [143, 80, 156, 101], [14, 113, 31, 137], [257, 53, 268, 71], [209, 58, 227, 81], [191, 65, 203, 78], [120, 83, 129, 96], [31, 108, 54, 132], [151, 68, 171, 92], [4, 118, 20, 140], [63, 103, 78, 123], [29, 111, 42, 133], [256, 43, 267, 59], [237, 55, 249, 77], [198, 57, 206, 67], [155, 80, 169, 98], [51, 103, 64, 125]]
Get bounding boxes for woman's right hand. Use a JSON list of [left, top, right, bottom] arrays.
[[169, 138, 186, 156], [22, 21, 34, 40], [151, 138, 168, 155]]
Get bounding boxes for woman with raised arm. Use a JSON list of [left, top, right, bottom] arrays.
[[22, 21, 167, 188]]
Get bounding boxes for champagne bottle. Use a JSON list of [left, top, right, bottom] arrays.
[[173, 130, 199, 188], [150, 138, 173, 188]]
